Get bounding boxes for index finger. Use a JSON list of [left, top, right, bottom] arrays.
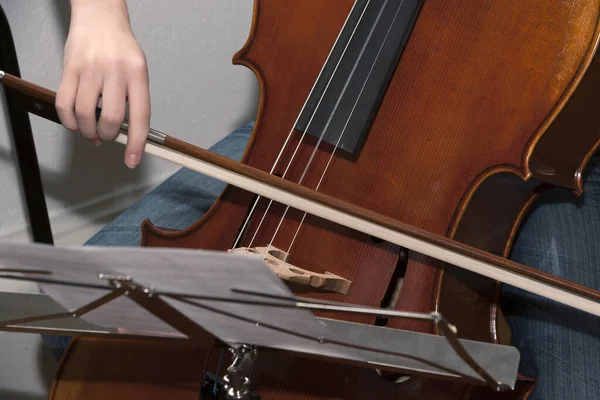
[[124, 64, 150, 169]]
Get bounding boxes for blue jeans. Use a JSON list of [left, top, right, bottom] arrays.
[[43, 121, 599, 399], [501, 158, 600, 399]]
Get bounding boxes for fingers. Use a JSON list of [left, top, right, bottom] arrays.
[[97, 73, 126, 141], [74, 68, 103, 142], [55, 65, 80, 132], [57, 0, 150, 168], [55, 56, 150, 169], [123, 59, 150, 169], [57, 21, 150, 168]]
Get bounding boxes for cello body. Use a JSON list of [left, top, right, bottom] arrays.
[[49, 0, 600, 399]]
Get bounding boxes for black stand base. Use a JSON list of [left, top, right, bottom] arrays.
[[0, 4, 53, 244]]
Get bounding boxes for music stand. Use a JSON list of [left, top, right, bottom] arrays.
[[0, 241, 521, 399]]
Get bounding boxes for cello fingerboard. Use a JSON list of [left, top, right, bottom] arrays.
[[295, 0, 424, 156]]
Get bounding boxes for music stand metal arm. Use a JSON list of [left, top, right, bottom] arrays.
[[0, 269, 520, 392]]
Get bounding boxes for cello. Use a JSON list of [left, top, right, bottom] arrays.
[[4, 0, 600, 398]]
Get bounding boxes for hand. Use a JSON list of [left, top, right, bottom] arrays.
[[56, 0, 150, 168]]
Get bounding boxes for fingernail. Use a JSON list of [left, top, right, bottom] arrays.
[[92, 139, 101, 146], [126, 153, 140, 169]]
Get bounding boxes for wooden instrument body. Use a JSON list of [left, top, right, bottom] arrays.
[[50, 0, 600, 399]]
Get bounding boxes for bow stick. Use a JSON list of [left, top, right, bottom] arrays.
[[1, 70, 599, 317]]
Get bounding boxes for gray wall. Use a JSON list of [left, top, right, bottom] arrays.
[[0, 1, 259, 397]]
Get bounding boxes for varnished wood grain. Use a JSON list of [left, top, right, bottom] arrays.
[[9, 0, 599, 398], [49, 338, 210, 400], [4, 9, 600, 305], [146, 0, 600, 397], [530, 54, 600, 191]]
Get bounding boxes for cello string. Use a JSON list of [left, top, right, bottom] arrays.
[[236, 0, 374, 252], [229, 17, 360, 252], [245, 0, 374, 253], [265, 0, 391, 266], [231, 0, 372, 251], [266, 0, 402, 261], [286, 0, 405, 256]]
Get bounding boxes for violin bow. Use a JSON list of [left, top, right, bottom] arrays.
[[1, 70, 599, 317]]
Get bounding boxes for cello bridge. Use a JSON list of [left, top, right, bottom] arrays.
[[228, 246, 352, 295]]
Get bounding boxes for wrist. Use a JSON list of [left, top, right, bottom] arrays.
[[70, 0, 126, 6], [69, 0, 131, 29], [70, 0, 129, 16]]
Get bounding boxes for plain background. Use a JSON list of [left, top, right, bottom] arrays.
[[0, 1, 259, 397]]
